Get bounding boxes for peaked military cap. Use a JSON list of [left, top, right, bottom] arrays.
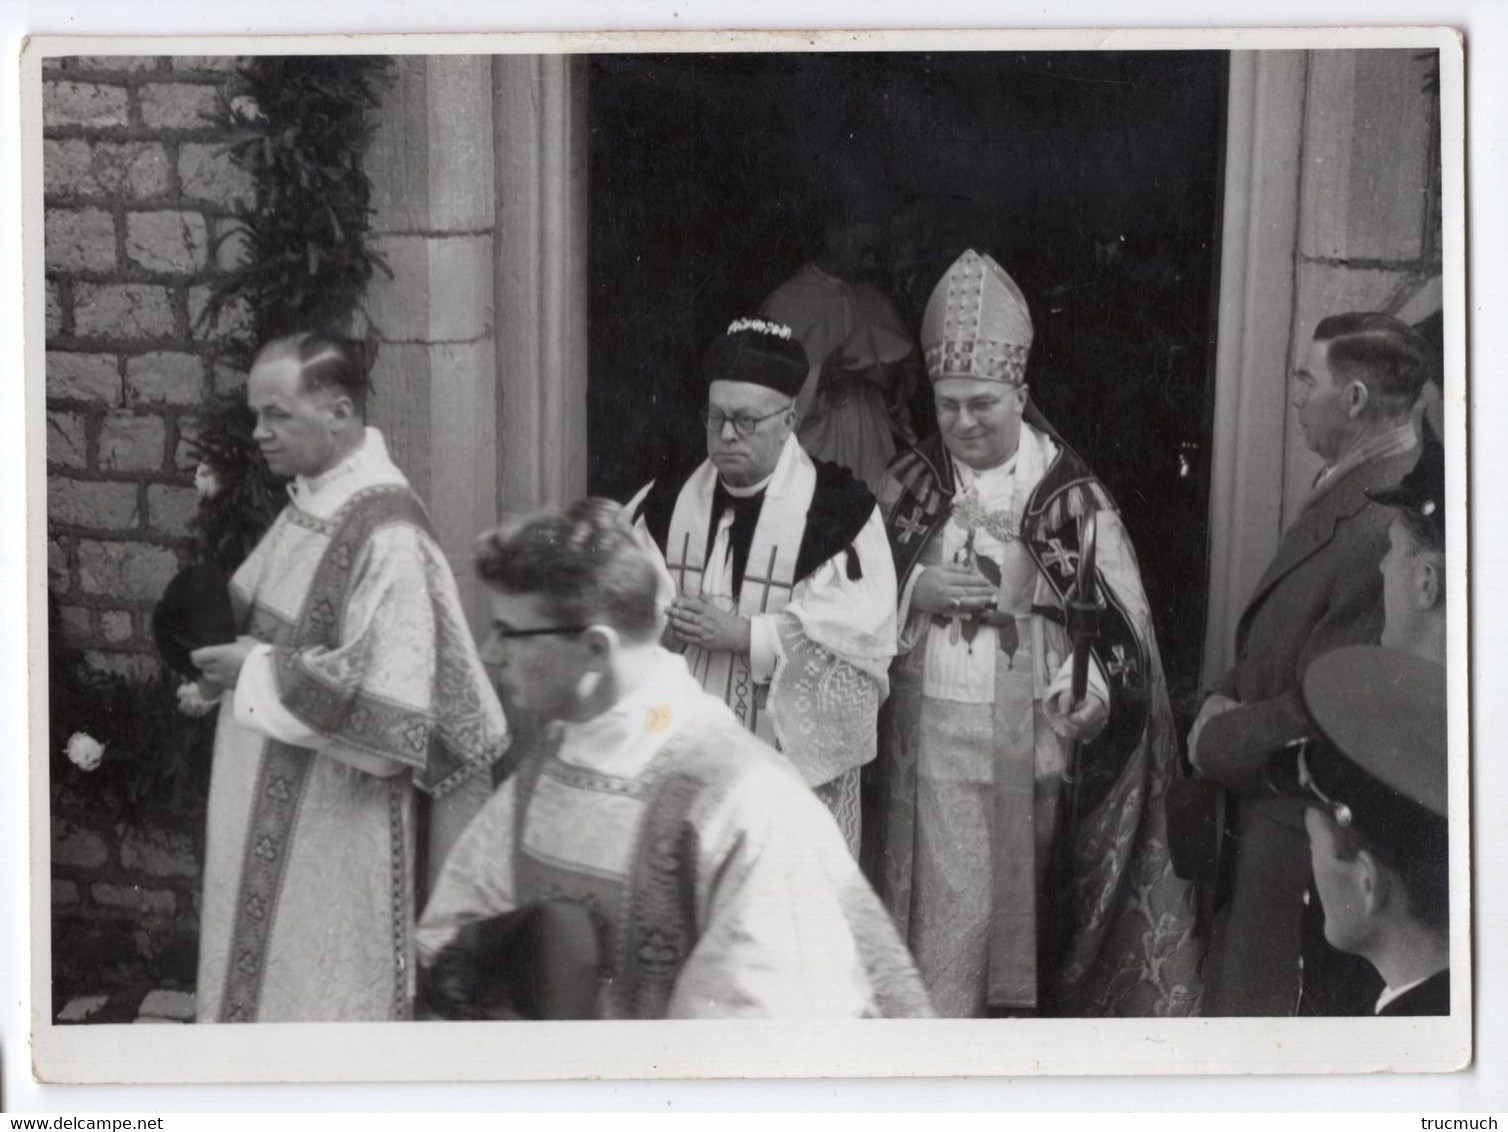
[[1285, 646, 1447, 860], [1367, 416, 1445, 547]]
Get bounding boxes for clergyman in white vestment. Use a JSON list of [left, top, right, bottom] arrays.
[[417, 500, 931, 1019], [625, 318, 898, 854], [189, 333, 508, 1022]]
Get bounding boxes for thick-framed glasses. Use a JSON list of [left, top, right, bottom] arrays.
[[701, 405, 789, 437], [489, 624, 590, 642]]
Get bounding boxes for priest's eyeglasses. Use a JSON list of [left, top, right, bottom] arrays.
[[702, 406, 789, 437], [488, 624, 591, 641]]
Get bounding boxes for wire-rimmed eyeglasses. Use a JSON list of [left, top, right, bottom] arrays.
[[701, 405, 790, 437]]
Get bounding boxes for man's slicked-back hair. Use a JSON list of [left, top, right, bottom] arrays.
[[475, 498, 662, 642], [1313, 312, 1430, 415], [254, 331, 372, 415]]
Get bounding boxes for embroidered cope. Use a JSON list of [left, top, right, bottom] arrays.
[[870, 421, 1203, 1018]]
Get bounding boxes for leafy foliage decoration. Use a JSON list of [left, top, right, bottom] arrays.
[[200, 55, 394, 361], [187, 393, 289, 573], [54, 55, 395, 832]]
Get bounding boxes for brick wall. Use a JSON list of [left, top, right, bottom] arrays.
[[44, 54, 253, 680], [50, 808, 201, 1009]]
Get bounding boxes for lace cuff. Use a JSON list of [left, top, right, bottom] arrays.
[[768, 614, 880, 787]]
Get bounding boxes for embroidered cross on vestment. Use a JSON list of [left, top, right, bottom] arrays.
[[1041, 537, 1080, 574], [741, 544, 794, 613], [895, 506, 929, 544]]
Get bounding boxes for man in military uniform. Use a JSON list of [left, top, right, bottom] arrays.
[[1271, 646, 1450, 1015], [1370, 417, 1446, 665]]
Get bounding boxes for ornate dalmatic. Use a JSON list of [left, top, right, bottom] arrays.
[[417, 650, 934, 1019], [198, 433, 508, 1023], [870, 420, 1203, 1017], [628, 434, 898, 851]]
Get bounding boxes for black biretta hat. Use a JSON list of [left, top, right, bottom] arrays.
[[703, 318, 808, 399], [1367, 417, 1445, 546], [151, 563, 238, 677]]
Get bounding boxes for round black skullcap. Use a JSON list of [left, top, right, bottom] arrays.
[[703, 318, 809, 399]]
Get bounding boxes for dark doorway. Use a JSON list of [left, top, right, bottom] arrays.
[[586, 51, 1227, 704]]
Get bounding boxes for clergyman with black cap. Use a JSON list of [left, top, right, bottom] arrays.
[[625, 318, 899, 853], [1271, 645, 1450, 1016], [178, 332, 510, 1023]]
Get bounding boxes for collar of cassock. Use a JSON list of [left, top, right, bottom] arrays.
[[708, 474, 772, 599]]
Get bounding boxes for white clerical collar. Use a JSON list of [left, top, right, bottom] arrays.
[[555, 649, 697, 776], [287, 427, 407, 518], [721, 470, 775, 498], [293, 428, 377, 497]]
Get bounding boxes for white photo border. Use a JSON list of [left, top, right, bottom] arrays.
[[18, 21, 1472, 1088]]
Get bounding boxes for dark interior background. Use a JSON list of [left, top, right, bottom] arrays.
[[586, 50, 1228, 703]]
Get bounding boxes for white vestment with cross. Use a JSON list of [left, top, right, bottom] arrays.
[[628, 434, 898, 850]]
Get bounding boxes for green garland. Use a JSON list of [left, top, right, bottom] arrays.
[[202, 55, 394, 359]]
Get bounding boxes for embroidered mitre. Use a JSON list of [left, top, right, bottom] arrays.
[[920, 250, 1033, 385]]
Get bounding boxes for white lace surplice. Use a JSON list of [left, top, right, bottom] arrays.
[[631, 436, 898, 850]]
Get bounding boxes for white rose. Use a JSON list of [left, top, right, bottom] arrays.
[[65, 732, 105, 773], [194, 462, 222, 500], [176, 680, 221, 718], [230, 95, 265, 123]]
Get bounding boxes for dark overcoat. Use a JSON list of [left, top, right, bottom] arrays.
[[1197, 443, 1420, 1016]]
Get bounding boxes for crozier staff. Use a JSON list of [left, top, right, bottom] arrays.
[[869, 249, 1201, 1018]]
